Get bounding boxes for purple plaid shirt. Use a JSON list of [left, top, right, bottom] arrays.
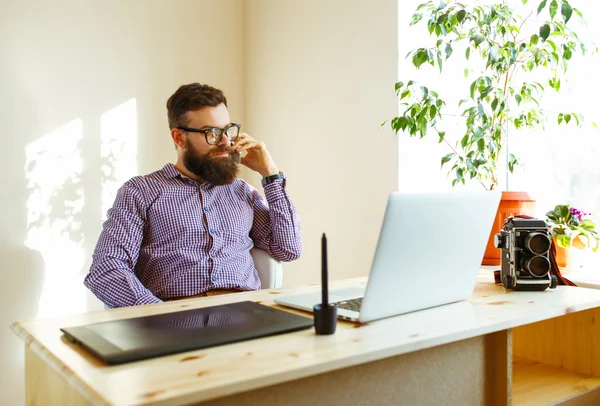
[[84, 163, 301, 308]]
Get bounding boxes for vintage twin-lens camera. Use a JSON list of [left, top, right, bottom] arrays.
[[494, 216, 557, 291]]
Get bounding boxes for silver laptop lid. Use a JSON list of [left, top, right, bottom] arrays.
[[358, 191, 501, 323]]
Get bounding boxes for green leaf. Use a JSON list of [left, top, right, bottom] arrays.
[[530, 34, 539, 45], [539, 24, 551, 41], [573, 7, 583, 18], [439, 0, 447, 10], [491, 98, 498, 111], [461, 134, 469, 148], [410, 13, 423, 26], [561, 2, 573, 23], [464, 68, 469, 77], [465, 47, 471, 60], [556, 204, 570, 218], [563, 44, 572, 60], [445, 43, 453, 59], [549, 0, 558, 18], [565, 113, 571, 124], [441, 152, 454, 167], [456, 9, 466, 23], [515, 94, 522, 104], [470, 80, 477, 99], [558, 112, 564, 124], [412, 49, 428, 68], [480, 86, 493, 98], [537, 0, 548, 15], [557, 233, 572, 248], [421, 86, 429, 98], [581, 219, 596, 231], [438, 130, 446, 143], [429, 105, 437, 120], [471, 34, 485, 46], [508, 153, 518, 172], [489, 46, 500, 63]]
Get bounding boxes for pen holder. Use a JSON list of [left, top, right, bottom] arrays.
[[313, 303, 337, 335]]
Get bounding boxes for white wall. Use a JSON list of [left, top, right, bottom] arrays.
[[243, 0, 399, 287], [1, 0, 398, 403], [0, 1, 243, 404]]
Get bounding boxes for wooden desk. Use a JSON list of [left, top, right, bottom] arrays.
[[11, 274, 600, 406]]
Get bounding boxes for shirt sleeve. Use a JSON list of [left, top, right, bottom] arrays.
[[249, 177, 302, 262], [84, 181, 162, 308]]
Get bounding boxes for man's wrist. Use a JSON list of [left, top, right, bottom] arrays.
[[261, 171, 285, 187], [259, 167, 279, 177]]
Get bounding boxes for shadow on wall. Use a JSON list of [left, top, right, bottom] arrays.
[[0, 239, 44, 405]]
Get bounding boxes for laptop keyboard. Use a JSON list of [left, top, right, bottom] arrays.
[[332, 297, 363, 312]]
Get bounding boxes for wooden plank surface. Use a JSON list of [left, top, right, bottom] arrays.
[[513, 307, 600, 377], [513, 356, 600, 406], [11, 274, 600, 406]]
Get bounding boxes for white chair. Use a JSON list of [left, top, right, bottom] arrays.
[[250, 247, 283, 289]]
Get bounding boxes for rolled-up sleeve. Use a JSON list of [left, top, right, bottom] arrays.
[[249, 178, 301, 262]]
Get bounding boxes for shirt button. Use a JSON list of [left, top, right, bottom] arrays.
[[211, 276, 217, 282], [204, 206, 209, 212], [210, 253, 216, 258], [210, 227, 215, 234]]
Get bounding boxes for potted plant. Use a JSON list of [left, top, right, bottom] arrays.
[[389, 0, 595, 264], [546, 204, 599, 269]]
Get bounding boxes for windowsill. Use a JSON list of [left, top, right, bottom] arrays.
[[479, 264, 600, 290], [561, 266, 600, 289]]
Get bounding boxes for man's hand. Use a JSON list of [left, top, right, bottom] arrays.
[[232, 133, 279, 177]]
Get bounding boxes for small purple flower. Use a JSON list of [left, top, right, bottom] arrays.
[[570, 206, 589, 222]]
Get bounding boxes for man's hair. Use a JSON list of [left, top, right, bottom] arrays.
[[166, 83, 227, 129]]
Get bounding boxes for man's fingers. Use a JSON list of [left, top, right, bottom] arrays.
[[234, 139, 261, 152]]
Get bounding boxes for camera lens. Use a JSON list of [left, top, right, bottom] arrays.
[[525, 232, 551, 255], [523, 255, 551, 278]]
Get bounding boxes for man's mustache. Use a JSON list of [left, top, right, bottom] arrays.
[[210, 146, 240, 160]]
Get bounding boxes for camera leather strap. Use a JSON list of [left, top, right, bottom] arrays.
[[493, 243, 577, 287]]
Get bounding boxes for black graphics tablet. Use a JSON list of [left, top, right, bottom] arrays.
[[61, 301, 313, 365]]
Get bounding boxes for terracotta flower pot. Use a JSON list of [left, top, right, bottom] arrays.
[[482, 191, 536, 266], [554, 236, 587, 270]]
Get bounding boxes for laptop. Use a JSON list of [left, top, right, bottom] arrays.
[[61, 301, 313, 365], [274, 191, 501, 323]]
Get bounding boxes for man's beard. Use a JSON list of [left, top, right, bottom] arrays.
[[183, 142, 240, 186]]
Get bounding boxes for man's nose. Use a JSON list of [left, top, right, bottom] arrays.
[[217, 132, 231, 147]]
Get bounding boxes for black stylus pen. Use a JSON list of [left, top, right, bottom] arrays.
[[314, 232, 336, 334], [322, 233, 328, 306]]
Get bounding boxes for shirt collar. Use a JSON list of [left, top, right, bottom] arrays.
[[162, 163, 181, 179], [162, 163, 213, 189]]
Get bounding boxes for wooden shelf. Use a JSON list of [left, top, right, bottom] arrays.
[[513, 356, 600, 406]]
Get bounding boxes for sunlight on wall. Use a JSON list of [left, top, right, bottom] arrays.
[[24, 119, 85, 318], [101, 98, 138, 221]]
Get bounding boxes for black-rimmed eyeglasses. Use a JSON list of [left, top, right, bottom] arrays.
[[177, 123, 241, 145]]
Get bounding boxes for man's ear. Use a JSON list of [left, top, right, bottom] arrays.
[[171, 128, 186, 149]]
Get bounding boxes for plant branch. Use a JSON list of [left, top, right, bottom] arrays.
[[440, 136, 488, 190]]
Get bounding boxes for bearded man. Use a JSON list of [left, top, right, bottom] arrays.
[[85, 83, 301, 308]]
